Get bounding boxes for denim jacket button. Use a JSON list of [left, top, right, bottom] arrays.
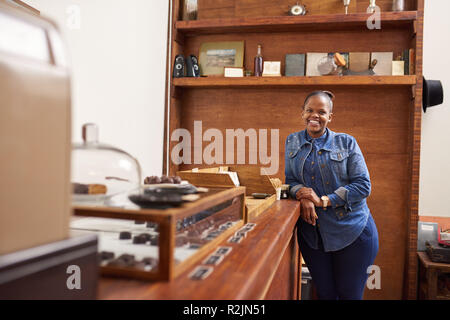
[[289, 152, 293, 156], [318, 151, 322, 155], [326, 181, 329, 185]]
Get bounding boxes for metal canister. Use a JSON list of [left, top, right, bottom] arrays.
[[392, 0, 405, 12]]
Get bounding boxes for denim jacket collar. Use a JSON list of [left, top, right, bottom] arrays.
[[299, 128, 335, 151]]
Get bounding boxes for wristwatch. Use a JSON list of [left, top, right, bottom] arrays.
[[321, 196, 329, 210]]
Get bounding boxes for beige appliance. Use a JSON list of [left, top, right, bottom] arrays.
[[0, 1, 71, 255]]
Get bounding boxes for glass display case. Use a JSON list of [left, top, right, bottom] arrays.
[[71, 123, 142, 206], [71, 187, 245, 281]]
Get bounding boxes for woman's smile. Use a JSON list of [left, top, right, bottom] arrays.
[[302, 95, 332, 138], [307, 119, 321, 127]]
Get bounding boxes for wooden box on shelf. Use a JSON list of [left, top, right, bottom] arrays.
[[177, 166, 278, 221], [72, 187, 246, 281]]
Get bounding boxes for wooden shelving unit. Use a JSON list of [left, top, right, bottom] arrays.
[[176, 11, 418, 35], [173, 75, 417, 88], [164, 0, 424, 300]]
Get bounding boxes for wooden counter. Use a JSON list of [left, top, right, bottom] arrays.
[[98, 200, 301, 300]]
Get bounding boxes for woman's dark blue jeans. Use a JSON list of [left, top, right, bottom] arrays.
[[298, 214, 379, 300]]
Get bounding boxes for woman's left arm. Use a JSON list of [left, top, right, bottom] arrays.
[[330, 137, 371, 212]]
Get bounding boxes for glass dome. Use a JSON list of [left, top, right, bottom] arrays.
[[71, 123, 142, 205]]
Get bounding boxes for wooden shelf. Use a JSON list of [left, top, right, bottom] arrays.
[[176, 11, 418, 35], [173, 75, 417, 88]]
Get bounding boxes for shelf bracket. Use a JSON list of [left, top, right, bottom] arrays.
[[411, 85, 416, 100]]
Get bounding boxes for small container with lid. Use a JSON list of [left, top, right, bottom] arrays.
[[317, 53, 347, 76], [392, 0, 404, 12], [71, 123, 142, 205]]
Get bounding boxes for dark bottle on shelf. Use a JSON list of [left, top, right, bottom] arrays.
[[254, 44, 263, 77]]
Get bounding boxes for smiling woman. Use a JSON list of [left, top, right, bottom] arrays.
[[284, 90, 379, 300]]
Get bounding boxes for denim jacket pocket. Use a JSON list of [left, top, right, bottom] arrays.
[[329, 150, 349, 178], [335, 206, 350, 220], [287, 148, 299, 159]]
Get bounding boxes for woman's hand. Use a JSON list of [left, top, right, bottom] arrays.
[[300, 199, 318, 226], [296, 188, 322, 207]]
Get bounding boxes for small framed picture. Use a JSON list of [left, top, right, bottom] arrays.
[[214, 246, 232, 256], [199, 41, 245, 76], [203, 254, 224, 266], [240, 223, 256, 233], [235, 231, 247, 238], [228, 235, 243, 244], [242, 223, 256, 231], [189, 266, 213, 280]]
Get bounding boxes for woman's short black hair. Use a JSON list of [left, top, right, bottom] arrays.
[[303, 90, 335, 112]]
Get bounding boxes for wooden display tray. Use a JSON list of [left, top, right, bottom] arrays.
[[72, 187, 246, 281], [177, 166, 278, 221]]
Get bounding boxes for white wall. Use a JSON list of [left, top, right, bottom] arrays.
[[24, 0, 169, 178], [420, 0, 450, 217]]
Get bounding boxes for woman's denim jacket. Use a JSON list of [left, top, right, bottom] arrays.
[[285, 129, 371, 252]]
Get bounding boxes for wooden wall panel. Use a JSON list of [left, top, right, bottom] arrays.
[[364, 153, 409, 299], [173, 85, 411, 299]]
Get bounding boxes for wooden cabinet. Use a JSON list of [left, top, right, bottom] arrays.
[[418, 252, 450, 300], [98, 200, 301, 299], [164, 0, 424, 299]]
